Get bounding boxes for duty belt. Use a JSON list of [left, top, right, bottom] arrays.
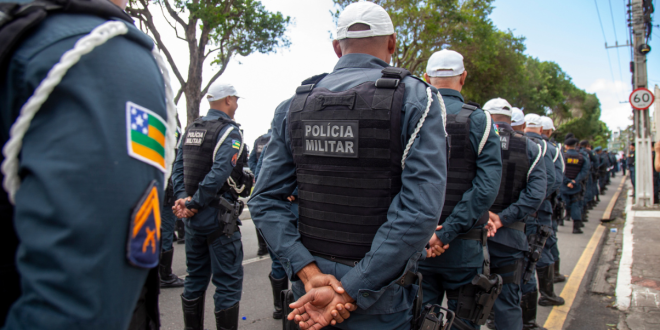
[[310, 252, 419, 288]]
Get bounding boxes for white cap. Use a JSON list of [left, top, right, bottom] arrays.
[[525, 114, 543, 128], [426, 50, 465, 77], [336, 1, 394, 40], [483, 98, 513, 116], [511, 108, 525, 126], [540, 116, 555, 130], [206, 82, 240, 102]]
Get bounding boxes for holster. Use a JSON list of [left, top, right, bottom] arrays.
[[280, 290, 298, 330], [206, 197, 242, 245], [412, 304, 458, 330], [523, 225, 552, 284]]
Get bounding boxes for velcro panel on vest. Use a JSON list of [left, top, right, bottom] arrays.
[[564, 153, 584, 180], [182, 119, 227, 196], [440, 106, 478, 224], [288, 78, 405, 260], [490, 130, 529, 214]]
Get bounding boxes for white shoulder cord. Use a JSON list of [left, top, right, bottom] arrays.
[[214, 127, 246, 194], [540, 140, 547, 157], [552, 144, 560, 162], [437, 92, 447, 134], [528, 144, 544, 180], [1, 21, 178, 203], [402, 87, 435, 170], [557, 144, 565, 173], [478, 110, 492, 156], [152, 46, 178, 190]]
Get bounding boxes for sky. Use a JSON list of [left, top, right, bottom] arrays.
[[149, 0, 659, 150]]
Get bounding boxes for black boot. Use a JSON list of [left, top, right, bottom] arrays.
[[160, 249, 184, 288], [537, 264, 565, 306], [573, 220, 583, 234], [181, 293, 205, 330], [553, 258, 566, 283], [522, 290, 547, 330], [256, 229, 268, 256], [215, 302, 239, 330], [269, 273, 288, 319]]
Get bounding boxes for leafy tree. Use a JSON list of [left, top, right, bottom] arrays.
[[127, 0, 290, 125]]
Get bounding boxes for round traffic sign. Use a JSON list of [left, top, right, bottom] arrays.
[[630, 88, 655, 110]]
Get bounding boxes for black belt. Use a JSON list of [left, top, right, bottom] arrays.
[[456, 228, 485, 241], [206, 222, 240, 246], [310, 252, 419, 287], [505, 222, 526, 232]]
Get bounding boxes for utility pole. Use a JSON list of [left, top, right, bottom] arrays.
[[631, 0, 652, 206]]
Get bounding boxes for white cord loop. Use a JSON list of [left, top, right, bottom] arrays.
[[478, 110, 492, 156], [151, 47, 178, 189], [1, 21, 129, 204], [528, 144, 544, 180], [402, 87, 436, 169]]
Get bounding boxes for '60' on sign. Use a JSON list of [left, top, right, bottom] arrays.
[[629, 88, 655, 110]]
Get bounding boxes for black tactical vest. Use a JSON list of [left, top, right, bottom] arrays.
[[254, 134, 271, 161], [490, 129, 529, 214], [182, 117, 247, 197], [564, 151, 584, 180], [441, 104, 479, 224], [288, 68, 409, 261]]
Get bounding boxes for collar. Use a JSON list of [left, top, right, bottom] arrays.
[[566, 148, 578, 153], [207, 109, 232, 121], [526, 132, 543, 140], [494, 121, 513, 131], [438, 89, 464, 102], [333, 54, 389, 72]]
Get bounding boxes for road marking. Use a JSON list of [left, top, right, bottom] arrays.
[[601, 174, 627, 221], [242, 255, 270, 266], [616, 189, 635, 310], [543, 224, 606, 330]]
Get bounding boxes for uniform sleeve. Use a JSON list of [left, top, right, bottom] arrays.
[[543, 147, 556, 198], [339, 87, 447, 308], [254, 144, 267, 179], [248, 98, 312, 280], [172, 136, 186, 199], [435, 110, 501, 244], [575, 155, 590, 183], [248, 139, 259, 173], [186, 126, 241, 210], [498, 140, 547, 226], [550, 147, 562, 193], [5, 28, 167, 329]]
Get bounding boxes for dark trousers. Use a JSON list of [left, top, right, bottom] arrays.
[[488, 242, 524, 330], [182, 227, 243, 311], [161, 203, 176, 252], [562, 193, 582, 221]]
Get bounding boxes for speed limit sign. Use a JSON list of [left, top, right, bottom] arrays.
[[630, 88, 655, 110]]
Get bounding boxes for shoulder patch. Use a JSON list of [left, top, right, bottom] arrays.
[[127, 180, 161, 269], [232, 139, 241, 150], [126, 102, 167, 172]]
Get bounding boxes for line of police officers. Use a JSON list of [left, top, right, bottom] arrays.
[[0, 1, 621, 330]]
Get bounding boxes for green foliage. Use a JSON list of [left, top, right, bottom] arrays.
[[331, 0, 610, 144]]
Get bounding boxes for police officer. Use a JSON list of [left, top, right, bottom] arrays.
[[580, 140, 597, 211], [249, 2, 448, 329], [523, 114, 564, 308], [249, 130, 272, 256], [596, 147, 609, 194], [486, 98, 547, 330], [562, 138, 590, 234], [511, 108, 526, 132], [172, 82, 248, 330], [0, 0, 176, 327], [629, 143, 636, 190], [419, 49, 502, 329]]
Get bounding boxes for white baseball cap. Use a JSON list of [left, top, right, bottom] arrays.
[[511, 108, 525, 126], [540, 116, 555, 130], [525, 114, 543, 128], [426, 50, 465, 77], [336, 1, 394, 40], [483, 98, 513, 116], [206, 82, 241, 102]]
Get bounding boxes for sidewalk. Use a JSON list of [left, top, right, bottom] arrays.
[[617, 188, 660, 329]]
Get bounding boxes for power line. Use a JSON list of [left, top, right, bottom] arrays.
[[608, 0, 626, 91], [595, 0, 624, 100]]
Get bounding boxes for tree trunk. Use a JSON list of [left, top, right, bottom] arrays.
[[183, 21, 205, 127]]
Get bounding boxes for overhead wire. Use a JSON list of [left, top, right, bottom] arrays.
[[608, 0, 627, 98], [595, 0, 624, 100]]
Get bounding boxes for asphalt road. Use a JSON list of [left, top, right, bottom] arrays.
[[159, 175, 624, 330]]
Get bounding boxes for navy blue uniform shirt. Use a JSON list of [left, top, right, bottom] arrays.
[[248, 53, 447, 310]]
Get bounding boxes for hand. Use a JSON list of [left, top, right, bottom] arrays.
[[288, 286, 355, 329], [567, 182, 574, 189], [488, 211, 503, 230], [485, 219, 498, 237], [295, 264, 356, 326], [287, 195, 296, 202], [426, 225, 449, 258], [172, 197, 197, 218]]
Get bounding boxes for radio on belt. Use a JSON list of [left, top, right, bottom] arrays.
[[302, 120, 359, 158]]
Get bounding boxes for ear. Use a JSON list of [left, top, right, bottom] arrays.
[[460, 71, 467, 86], [424, 73, 431, 83], [332, 40, 343, 58], [387, 33, 397, 55]]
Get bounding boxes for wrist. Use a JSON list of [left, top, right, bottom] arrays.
[[297, 262, 322, 291], [339, 281, 355, 303]]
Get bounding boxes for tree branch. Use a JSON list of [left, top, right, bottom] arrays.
[[175, 87, 185, 104], [201, 49, 236, 95], [163, 0, 188, 29]]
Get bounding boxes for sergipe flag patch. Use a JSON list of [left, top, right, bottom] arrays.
[[127, 180, 162, 268], [127, 102, 167, 172]]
